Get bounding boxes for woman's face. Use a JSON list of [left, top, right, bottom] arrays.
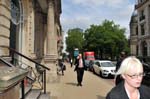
[[123, 65, 144, 88]]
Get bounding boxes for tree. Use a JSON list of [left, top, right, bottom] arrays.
[[84, 20, 129, 60], [65, 28, 84, 57]]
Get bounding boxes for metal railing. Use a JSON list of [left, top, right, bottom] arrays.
[[0, 47, 50, 99]]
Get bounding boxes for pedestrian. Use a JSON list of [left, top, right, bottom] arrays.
[[74, 53, 85, 86], [70, 58, 73, 67], [115, 51, 126, 85], [58, 59, 65, 75], [106, 56, 150, 99]]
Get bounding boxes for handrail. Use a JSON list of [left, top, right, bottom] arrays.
[[8, 47, 50, 71], [8, 47, 50, 94], [0, 46, 50, 96], [0, 57, 15, 67]]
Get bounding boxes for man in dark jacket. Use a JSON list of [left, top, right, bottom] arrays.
[[74, 54, 85, 86], [115, 51, 126, 85]]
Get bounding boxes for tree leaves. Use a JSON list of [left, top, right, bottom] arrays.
[[65, 20, 129, 60]]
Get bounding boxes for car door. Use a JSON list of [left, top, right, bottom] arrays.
[[95, 61, 101, 74]]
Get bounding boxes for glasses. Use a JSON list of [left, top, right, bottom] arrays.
[[127, 73, 145, 79]]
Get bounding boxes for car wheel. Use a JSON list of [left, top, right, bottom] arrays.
[[93, 68, 96, 74], [90, 67, 94, 72], [99, 71, 103, 77]]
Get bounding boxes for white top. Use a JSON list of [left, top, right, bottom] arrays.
[[125, 87, 140, 99]]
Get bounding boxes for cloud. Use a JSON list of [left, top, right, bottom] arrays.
[[72, 0, 130, 8], [61, 0, 135, 52], [61, 0, 135, 37], [72, 0, 105, 6]]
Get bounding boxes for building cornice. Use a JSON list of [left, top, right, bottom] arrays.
[[135, 0, 149, 9]]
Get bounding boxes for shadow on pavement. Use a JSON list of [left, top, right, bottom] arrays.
[[97, 95, 105, 99], [50, 96, 58, 99], [65, 82, 77, 86]]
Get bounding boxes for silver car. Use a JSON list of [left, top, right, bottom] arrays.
[[93, 60, 116, 77]]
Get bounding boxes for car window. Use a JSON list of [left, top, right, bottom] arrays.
[[95, 62, 100, 67], [86, 56, 95, 59], [100, 62, 115, 67]]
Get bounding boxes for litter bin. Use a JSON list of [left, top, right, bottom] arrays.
[[0, 66, 28, 99]]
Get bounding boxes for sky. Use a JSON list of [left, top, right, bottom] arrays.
[[60, 0, 136, 51], [60, 0, 136, 36]]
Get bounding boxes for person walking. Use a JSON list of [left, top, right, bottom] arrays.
[[58, 59, 65, 75], [106, 56, 150, 99], [115, 51, 126, 85], [70, 58, 73, 67], [74, 53, 85, 86]]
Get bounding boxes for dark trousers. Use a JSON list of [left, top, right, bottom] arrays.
[[71, 63, 73, 67], [60, 65, 64, 75], [76, 68, 84, 84]]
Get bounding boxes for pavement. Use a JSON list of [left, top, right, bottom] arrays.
[[46, 62, 114, 99]]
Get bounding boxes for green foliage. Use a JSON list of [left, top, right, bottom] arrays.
[[65, 20, 129, 60], [84, 20, 129, 59], [65, 28, 84, 56]]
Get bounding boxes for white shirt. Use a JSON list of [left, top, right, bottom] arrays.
[[79, 58, 83, 68]]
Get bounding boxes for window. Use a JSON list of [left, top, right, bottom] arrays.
[[100, 62, 115, 67], [139, 10, 145, 21], [95, 62, 100, 67], [136, 26, 138, 35], [141, 24, 145, 35], [139, 0, 146, 3]]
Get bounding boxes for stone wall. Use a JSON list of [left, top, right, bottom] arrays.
[[0, 0, 10, 56]]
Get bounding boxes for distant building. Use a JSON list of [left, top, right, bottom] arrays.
[[130, 0, 150, 62]]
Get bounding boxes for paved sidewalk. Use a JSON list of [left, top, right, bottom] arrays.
[[46, 63, 114, 99]]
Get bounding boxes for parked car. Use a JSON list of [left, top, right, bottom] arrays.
[[93, 60, 116, 77]]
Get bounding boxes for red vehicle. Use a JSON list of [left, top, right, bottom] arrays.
[[84, 51, 95, 60], [84, 51, 95, 71]]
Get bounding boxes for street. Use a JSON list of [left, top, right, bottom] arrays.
[[47, 62, 115, 99]]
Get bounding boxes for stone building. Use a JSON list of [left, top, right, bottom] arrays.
[[130, 0, 150, 62], [0, 0, 63, 77]]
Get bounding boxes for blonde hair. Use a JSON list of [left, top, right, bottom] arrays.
[[116, 56, 143, 75]]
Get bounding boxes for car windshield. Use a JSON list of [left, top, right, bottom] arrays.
[[101, 62, 115, 67], [86, 56, 95, 60]]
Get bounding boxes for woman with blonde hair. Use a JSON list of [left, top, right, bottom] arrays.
[[106, 56, 150, 99]]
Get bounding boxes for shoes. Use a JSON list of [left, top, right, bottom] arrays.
[[77, 83, 80, 86], [77, 83, 82, 86], [80, 83, 82, 86]]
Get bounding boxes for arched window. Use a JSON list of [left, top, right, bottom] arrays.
[[11, 0, 20, 25], [10, 0, 21, 50]]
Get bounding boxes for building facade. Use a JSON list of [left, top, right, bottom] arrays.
[[130, 0, 150, 62], [0, 0, 63, 62]]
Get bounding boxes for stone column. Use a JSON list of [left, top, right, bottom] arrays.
[[147, 40, 150, 56], [44, 0, 58, 83], [45, 0, 57, 62], [0, 0, 10, 56]]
